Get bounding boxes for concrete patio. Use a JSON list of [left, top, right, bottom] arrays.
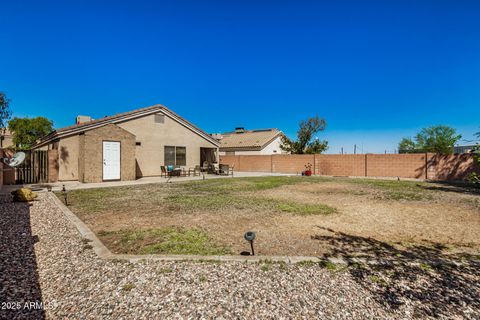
[[0, 171, 295, 193]]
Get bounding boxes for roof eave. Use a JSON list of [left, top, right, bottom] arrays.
[[33, 105, 220, 148]]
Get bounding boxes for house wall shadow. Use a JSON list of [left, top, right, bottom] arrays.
[[312, 227, 480, 318], [0, 195, 45, 319], [60, 146, 69, 165]]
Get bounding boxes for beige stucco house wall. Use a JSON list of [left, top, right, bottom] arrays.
[[117, 113, 218, 177], [79, 124, 136, 183], [58, 135, 80, 181], [32, 105, 219, 183]]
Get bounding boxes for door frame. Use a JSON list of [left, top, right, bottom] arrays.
[[102, 140, 121, 181]]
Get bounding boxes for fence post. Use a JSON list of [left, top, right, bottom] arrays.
[[425, 153, 428, 180], [365, 154, 368, 177]]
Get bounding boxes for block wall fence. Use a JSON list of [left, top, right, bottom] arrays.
[[0, 149, 3, 186], [0, 148, 15, 186], [219, 153, 479, 181]]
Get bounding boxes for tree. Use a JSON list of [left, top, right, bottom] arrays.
[[0, 92, 11, 128], [398, 137, 417, 153], [398, 125, 461, 154], [280, 115, 328, 154], [468, 130, 480, 184], [8, 117, 54, 150]]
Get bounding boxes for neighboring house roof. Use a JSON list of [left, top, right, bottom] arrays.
[[218, 128, 283, 151], [33, 104, 220, 148]]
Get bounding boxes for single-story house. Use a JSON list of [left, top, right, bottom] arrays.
[[214, 127, 285, 155], [32, 104, 220, 183]]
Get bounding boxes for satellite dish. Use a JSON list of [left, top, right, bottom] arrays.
[[2, 152, 26, 168]]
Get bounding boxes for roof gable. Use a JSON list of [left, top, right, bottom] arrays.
[[33, 104, 220, 147]]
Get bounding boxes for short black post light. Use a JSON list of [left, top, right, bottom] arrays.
[[62, 184, 68, 206], [244, 231, 256, 256]]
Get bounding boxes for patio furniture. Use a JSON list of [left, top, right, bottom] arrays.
[[190, 165, 201, 176], [161, 166, 174, 178], [208, 163, 219, 174], [218, 164, 234, 176], [177, 166, 190, 177], [201, 161, 209, 172], [164, 165, 181, 177]]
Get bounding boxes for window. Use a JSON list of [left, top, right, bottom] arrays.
[[164, 146, 175, 166], [136, 142, 141, 146], [176, 147, 186, 166], [164, 146, 186, 166]]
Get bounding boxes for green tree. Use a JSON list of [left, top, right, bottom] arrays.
[[280, 115, 328, 154], [0, 92, 11, 128], [398, 125, 461, 154], [398, 137, 417, 153], [8, 116, 54, 150], [468, 130, 480, 183]]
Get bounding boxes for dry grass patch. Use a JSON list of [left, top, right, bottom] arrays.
[[99, 227, 231, 255], [57, 176, 480, 257]]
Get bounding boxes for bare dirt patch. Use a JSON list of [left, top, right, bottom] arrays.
[[57, 177, 480, 257]]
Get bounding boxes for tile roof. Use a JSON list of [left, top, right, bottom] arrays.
[[56, 105, 161, 133], [33, 104, 220, 147], [219, 129, 282, 151]]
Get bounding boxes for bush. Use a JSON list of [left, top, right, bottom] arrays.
[[468, 146, 480, 184]]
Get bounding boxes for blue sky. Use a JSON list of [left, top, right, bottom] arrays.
[[2, 0, 479, 153]]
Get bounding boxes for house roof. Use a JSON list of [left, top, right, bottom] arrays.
[[33, 104, 220, 148], [218, 128, 283, 151]]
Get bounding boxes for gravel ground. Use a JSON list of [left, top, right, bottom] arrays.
[[0, 193, 478, 319]]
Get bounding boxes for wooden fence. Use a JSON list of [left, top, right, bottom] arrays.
[[15, 150, 49, 184]]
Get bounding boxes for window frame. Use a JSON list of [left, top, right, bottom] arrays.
[[164, 145, 186, 166]]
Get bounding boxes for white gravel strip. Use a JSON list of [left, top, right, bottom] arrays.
[[1, 193, 475, 319]]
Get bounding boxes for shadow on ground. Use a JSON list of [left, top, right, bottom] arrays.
[[419, 181, 480, 196], [313, 227, 480, 318], [0, 195, 45, 319]]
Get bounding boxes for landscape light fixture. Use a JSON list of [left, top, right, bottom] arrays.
[[244, 231, 256, 256], [62, 184, 68, 206]]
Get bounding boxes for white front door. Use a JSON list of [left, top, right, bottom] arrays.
[[103, 141, 121, 180]]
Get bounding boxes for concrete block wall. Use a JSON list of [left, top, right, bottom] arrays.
[[220, 153, 479, 181], [272, 155, 315, 174], [237, 155, 272, 172], [366, 154, 427, 179], [0, 149, 15, 185], [427, 153, 478, 181], [219, 155, 240, 170], [315, 154, 366, 176]]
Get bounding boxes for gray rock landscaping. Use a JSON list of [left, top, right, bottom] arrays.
[[0, 192, 478, 319]]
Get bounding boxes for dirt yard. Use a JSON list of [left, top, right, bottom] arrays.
[[58, 176, 480, 258]]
